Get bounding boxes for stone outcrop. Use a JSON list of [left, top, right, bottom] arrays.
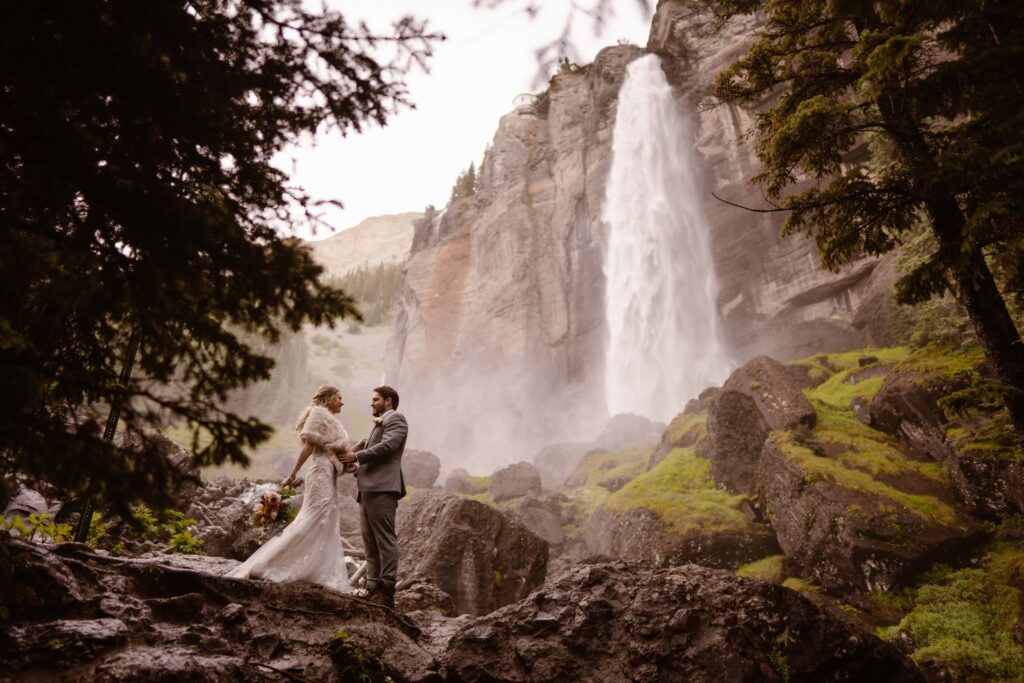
[[0, 541, 438, 682], [444, 561, 924, 683], [488, 461, 542, 502], [396, 492, 548, 616]]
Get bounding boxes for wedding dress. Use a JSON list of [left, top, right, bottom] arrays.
[[227, 406, 352, 593]]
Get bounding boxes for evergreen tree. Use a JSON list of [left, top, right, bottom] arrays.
[[713, 0, 1024, 435], [0, 1, 438, 512]]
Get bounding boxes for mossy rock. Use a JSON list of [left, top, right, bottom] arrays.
[[736, 555, 785, 584], [758, 431, 980, 594], [582, 445, 778, 568]]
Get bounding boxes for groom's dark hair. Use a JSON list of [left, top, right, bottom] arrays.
[[374, 385, 399, 409]]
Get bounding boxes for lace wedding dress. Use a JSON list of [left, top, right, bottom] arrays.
[[227, 406, 352, 593]]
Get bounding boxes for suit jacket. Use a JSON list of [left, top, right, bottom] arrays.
[[355, 410, 407, 498]]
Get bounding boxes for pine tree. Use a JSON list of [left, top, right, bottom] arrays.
[[713, 0, 1024, 435], [0, 1, 438, 512]]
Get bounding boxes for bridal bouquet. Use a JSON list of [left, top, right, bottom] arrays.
[[251, 484, 300, 530]]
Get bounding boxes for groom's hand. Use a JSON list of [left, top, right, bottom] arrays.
[[343, 462, 357, 474], [337, 453, 356, 464], [354, 438, 367, 451]]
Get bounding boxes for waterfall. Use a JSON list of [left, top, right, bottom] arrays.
[[603, 54, 732, 422]]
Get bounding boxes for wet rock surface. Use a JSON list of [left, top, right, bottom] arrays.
[[444, 561, 924, 683], [397, 491, 548, 616], [0, 540, 438, 682]]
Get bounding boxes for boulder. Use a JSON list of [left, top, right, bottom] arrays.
[[705, 389, 770, 494], [869, 370, 963, 462], [444, 561, 924, 683], [488, 462, 542, 502], [507, 492, 567, 548], [443, 469, 488, 496], [723, 355, 817, 430], [397, 492, 548, 616], [404, 449, 442, 488], [757, 434, 981, 594], [870, 368, 1024, 518]]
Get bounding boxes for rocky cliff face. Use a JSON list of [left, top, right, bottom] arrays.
[[387, 46, 643, 470], [648, 2, 879, 360], [388, 4, 886, 470]]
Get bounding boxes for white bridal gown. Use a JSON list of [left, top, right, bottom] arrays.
[[227, 405, 352, 593]]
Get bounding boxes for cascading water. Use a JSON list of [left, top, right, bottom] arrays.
[[603, 54, 732, 422]]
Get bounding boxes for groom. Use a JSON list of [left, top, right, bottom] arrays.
[[342, 385, 407, 609]]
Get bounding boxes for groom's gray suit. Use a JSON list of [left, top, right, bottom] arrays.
[[355, 410, 407, 599]]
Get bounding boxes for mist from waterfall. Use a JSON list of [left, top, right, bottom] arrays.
[[604, 54, 732, 422]]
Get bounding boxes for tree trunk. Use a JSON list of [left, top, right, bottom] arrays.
[[874, 90, 1024, 437], [951, 252, 1024, 434]]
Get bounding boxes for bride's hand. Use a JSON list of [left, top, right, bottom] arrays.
[[280, 476, 293, 488]]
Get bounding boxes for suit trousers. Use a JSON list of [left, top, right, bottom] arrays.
[[359, 491, 400, 595]]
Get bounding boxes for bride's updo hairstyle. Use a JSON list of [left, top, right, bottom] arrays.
[[295, 385, 340, 432]]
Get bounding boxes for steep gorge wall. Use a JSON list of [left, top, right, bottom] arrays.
[[389, 4, 883, 468]]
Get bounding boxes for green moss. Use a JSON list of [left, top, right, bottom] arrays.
[[327, 631, 389, 682], [880, 550, 1024, 681], [662, 411, 708, 448], [781, 577, 818, 594], [566, 444, 650, 489], [897, 344, 985, 377], [770, 432, 958, 527], [813, 403, 948, 484], [605, 447, 754, 537], [736, 555, 785, 583], [804, 347, 910, 408]]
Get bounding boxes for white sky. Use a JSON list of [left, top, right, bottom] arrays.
[[281, 1, 652, 240]]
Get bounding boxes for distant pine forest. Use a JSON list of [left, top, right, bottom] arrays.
[[329, 262, 404, 327]]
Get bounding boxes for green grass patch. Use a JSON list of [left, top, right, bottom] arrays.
[[605, 446, 754, 537], [736, 555, 785, 583], [880, 546, 1024, 682], [770, 432, 958, 527]]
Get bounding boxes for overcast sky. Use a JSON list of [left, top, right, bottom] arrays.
[[281, 1, 652, 240]]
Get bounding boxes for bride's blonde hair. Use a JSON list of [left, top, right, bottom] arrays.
[[295, 385, 340, 432]]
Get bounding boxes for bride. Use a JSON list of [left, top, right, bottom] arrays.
[[227, 385, 354, 593]]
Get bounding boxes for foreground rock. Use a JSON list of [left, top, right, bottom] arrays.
[[445, 561, 924, 682], [0, 540, 437, 682], [397, 492, 548, 616]]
